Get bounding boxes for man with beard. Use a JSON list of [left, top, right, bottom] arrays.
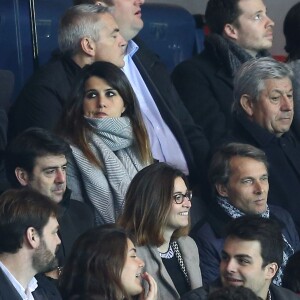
[[0, 189, 62, 299], [5, 127, 94, 278]]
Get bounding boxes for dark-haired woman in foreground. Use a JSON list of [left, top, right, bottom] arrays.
[[119, 163, 202, 299], [57, 61, 152, 224], [59, 224, 157, 300]]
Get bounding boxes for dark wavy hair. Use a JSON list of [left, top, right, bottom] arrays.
[[118, 162, 190, 246], [59, 224, 137, 300], [57, 61, 152, 167]]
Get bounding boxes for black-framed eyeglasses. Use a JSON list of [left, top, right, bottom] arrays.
[[172, 191, 192, 204]]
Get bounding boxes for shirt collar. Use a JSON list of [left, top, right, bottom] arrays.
[[125, 40, 139, 57], [0, 261, 38, 299]]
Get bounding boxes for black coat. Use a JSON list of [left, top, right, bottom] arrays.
[[171, 35, 269, 148], [228, 113, 300, 234], [134, 38, 210, 187], [56, 188, 94, 266], [8, 54, 81, 140], [172, 47, 234, 148]]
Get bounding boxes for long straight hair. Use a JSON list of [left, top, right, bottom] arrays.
[[57, 61, 152, 168], [118, 163, 190, 246]]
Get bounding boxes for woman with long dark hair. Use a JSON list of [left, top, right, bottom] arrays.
[[59, 224, 157, 300], [57, 61, 152, 224], [118, 163, 202, 299]]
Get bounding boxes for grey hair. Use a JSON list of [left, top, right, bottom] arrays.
[[232, 57, 294, 114], [209, 143, 268, 187], [58, 4, 110, 56]]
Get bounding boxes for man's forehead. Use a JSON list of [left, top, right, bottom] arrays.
[[228, 156, 267, 175], [34, 154, 67, 167], [224, 237, 262, 255], [237, 0, 266, 16], [98, 12, 117, 32], [262, 77, 293, 91]]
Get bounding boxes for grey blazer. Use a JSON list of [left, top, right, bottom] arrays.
[[137, 236, 202, 300]]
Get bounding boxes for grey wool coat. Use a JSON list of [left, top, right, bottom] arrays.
[[137, 236, 202, 300]]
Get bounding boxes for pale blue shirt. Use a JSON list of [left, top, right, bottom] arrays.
[[122, 40, 189, 174], [0, 261, 38, 300]]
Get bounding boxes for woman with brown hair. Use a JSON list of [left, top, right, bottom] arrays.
[[118, 163, 202, 299], [59, 224, 157, 300], [57, 61, 152, 224]]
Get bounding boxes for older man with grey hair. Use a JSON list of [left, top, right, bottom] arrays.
[[8, 4, 126, 140], [228, 57, 300, 234]]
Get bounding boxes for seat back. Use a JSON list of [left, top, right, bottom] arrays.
[[34, 0, 73, 65], [0, 70, 15, 111], [138, 3, 197, 72]]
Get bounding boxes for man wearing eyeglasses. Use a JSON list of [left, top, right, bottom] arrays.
[[190, 142, 300, 286]]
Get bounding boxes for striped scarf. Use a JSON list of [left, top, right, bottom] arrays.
[[217, 196, 294, 286], [71, 117, 148, 224]]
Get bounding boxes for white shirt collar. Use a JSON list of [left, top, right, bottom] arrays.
[[0, 260, 38, 300], [126, 40, 139, 57]]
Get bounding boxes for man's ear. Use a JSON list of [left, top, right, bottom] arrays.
[[80, 37, 95, 57], [15, 168, 30, 186], [265, 262, 278, 280], [216, 183, 228, 197], [25, 227, 40, 249], [224, 23, 238, 40], [240, 94, 254, 117]]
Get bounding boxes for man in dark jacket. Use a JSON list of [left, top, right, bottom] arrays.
[[0, 189, 62, 299], [191, 143, 300, 285], [229, 57, 300, 235], [8, 4, 126, 140], [172, 0, 274, 148], [5, 127, 94, 278], [182, 216, 300, 300], [73, 0, 210, 192]]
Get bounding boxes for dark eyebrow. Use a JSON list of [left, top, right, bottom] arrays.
[[42, 163, 67, 171], [173, 190, 188, 194], [129, 247, 136, 253], [111, 28, 120, 35], [235, 254, 253, 261], [221, 250, 253, 260]]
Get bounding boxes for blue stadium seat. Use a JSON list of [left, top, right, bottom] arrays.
[[0, 0, 72, 100], [138, 3, 197, 72], [0, 1, 33, 99], [34, 0, 73, 65]]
